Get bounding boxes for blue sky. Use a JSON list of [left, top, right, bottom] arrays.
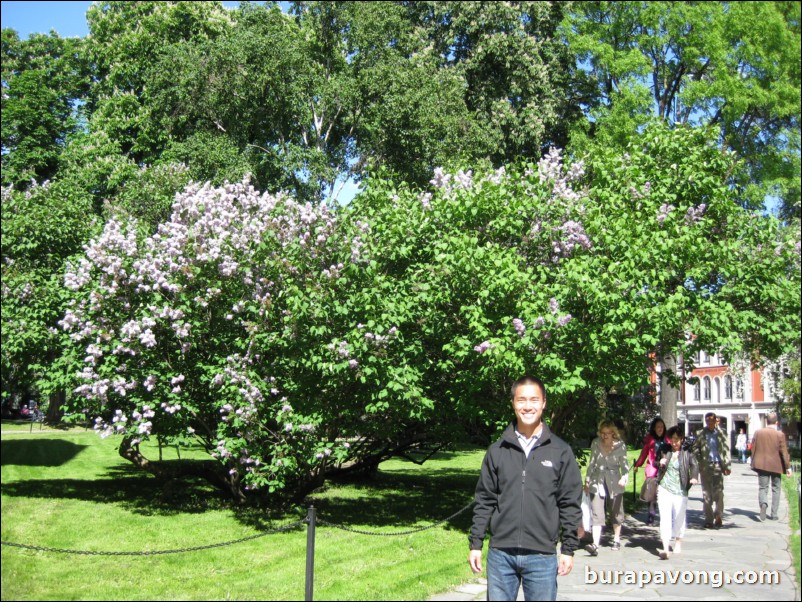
[[1, 1, 95, 38], [0, 1, 244, 38]]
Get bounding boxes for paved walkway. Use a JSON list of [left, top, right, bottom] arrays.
[[431, 461, 799, 601]]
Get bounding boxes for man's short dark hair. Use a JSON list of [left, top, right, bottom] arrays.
[[510, 376, 547, 400], [705, 412, 717, 420]]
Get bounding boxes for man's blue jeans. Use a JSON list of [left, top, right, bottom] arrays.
[[486, 547, 558, 601]]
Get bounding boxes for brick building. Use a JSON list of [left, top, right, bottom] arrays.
[[655, 350, 796, 449]]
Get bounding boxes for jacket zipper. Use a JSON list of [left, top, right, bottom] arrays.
[[519, 453, 527, 549]]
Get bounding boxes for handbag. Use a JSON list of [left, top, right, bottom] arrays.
[[639, 476, 658, 503], [581, 492, 592, 531]]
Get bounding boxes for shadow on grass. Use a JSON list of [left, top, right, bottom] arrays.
[[2, 460, 233, 515], [306, 464, 478, 535], [2, 448, 480, 534], [1, 438, 88, 467]]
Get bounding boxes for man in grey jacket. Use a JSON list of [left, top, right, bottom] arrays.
[[468, 375, 583, 601]]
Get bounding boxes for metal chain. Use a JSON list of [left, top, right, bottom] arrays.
[[0, 519, 305, 556], [2, 500, 477, 555], [316, 500, 474, 536]]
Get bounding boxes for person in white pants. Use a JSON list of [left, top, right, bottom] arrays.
[[656, 427, 699, 560]]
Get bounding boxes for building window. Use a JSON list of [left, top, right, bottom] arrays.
[[725, 375, 733, 400], [693, 381, 701, 401], [703, 376, 711, 400], [736, 378, 743, 399], [714, 377, 720, 402], [702, 352, 710, 365]]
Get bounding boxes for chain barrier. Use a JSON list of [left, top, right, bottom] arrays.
[[0, 519, 305, 556], [0, 499, 475, 555], [3, 499, 475, 602], [315, 500, 474, 536]]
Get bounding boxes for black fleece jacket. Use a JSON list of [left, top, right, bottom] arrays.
[[469, 422, 583, 556]]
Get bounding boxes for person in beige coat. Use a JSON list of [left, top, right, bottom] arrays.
[[750, 413, 792, 521], [583, 420, 630, 555]]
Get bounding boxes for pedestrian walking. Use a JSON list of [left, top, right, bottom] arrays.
[[691, 412, 731, 528], [656, 426, 699, 560], [750, 412, 792, 521], [735, 428, 748, 464], [583, 420, 630, 555], [633, 417, 670, 525]]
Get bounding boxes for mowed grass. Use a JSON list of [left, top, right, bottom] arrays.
[[784, 452, 801, 591], [1, 427, 483, 601], [2, 427, 723, 600]]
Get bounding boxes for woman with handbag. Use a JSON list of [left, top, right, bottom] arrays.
[[633, 417, 670, 525], [655, 426, 699, 560], [583, 420, 630, 555]]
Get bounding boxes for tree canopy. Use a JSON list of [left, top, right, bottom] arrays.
[[562, 1, 801, 216]]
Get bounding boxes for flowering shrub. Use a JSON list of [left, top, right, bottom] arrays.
[[61, 177, 352, 497], [59, 143, 595, 499], [58, 124, 799, 501]]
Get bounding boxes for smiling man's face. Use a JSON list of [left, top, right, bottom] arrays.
[[512, 383, 546, 434]]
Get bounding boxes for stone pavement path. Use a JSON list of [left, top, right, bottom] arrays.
[[430, 461, 799, 601]]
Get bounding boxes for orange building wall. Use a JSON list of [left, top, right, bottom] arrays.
[[751, 370, 763, 402]]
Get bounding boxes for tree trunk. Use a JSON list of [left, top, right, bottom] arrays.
[[118, 437, 246, 503], [660, 353, 680, 428], [46, 390, 65, 423]]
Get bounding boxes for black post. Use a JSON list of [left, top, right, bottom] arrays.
[[305, 506, 316, 602]]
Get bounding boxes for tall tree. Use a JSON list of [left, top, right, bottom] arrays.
[[405, 1, 580, 164], [1, 30, 90, 186], [135, 1, 580, 201], [1, 179, 96, 413], [562, 1, 801, 215], [84, 1, 233, 164]]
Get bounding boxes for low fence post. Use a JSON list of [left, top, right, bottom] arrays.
[[305, 506, 316, 602]]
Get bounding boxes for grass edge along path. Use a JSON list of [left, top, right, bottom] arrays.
[[783, 455, 801, 592]]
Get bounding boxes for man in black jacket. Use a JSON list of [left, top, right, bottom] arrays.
[[468, 375, 583, 601]]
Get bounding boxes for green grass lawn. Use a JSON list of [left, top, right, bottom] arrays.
[[6, 427, 790, 600], [1, 427, 484, 601], [785, 451, 801, 591]]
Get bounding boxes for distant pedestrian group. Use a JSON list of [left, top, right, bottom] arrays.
[[579, 410, 793, 563]]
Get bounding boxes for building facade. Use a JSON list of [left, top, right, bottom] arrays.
[[658, 351, 781, 447]]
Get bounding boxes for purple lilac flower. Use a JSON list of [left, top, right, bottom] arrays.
[[474, 341, 494, 354], [657, 203, 675, 224], [685, 204, 707, 224]]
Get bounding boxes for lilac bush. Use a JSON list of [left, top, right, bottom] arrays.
[[57, 124, 798, 501], [59, 151, 592, 499], [61, 178, 350, 497]]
